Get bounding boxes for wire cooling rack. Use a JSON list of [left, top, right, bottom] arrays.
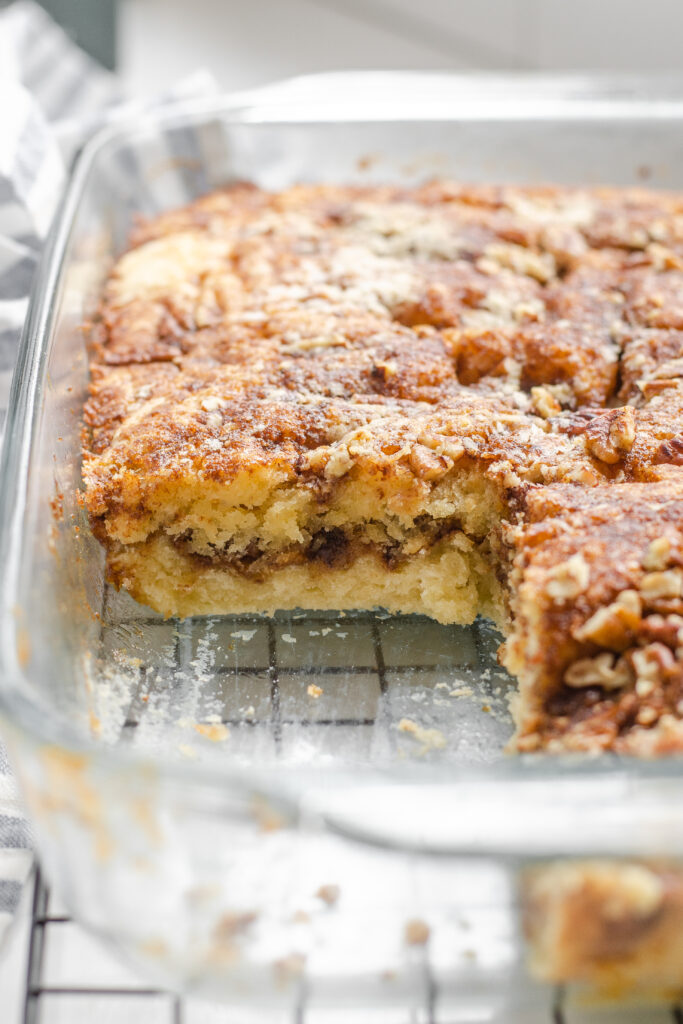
[[94, 586, 516, 769], [16, 589, 683, 1022], [16, 867, 683, 1024]]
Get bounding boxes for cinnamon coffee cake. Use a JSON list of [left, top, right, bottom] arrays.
[[82, 181, 683, 755]]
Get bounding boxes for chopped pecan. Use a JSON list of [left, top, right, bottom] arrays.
[[565, 408, 600, 430], [371, 359, 398, 380], [561, 464, 605, 486], [609, 407, 636, 452], [646, 242, 683, 271], [417, 432, 465, 463], [636, 705, 659, 725], [638, 379, 679, 399], [639, 613, 683, 649], [321, 447, 353, 479], [653, 357, 683, 380], [574, 589, 642, 650], [408, 444, 453, 480], [546, 552, 590, 603], [640, 569, 683, 602], [530, 385, 562, 419], [654, 436, 683, 465], [564, 652, 632, 690], [584, 408, 636, 464], [632, 643, 677, 693], [482, 241, 556, 283], [642, 537, 671, 571]]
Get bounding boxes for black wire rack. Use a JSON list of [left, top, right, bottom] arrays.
[[96, 584, 517, 770], [20, 867, 683, 1024], [17, 588, 683, 1023]]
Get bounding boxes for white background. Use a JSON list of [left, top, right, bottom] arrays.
[[119, 0, 683, 97]]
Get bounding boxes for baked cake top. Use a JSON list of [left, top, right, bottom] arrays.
[[84, 181, 683, 539]]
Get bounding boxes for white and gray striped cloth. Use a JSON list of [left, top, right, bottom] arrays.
[[0, 0, 215, 944]]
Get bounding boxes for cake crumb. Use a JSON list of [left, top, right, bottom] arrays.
[[194, 722, 230, 742], [273, 953, 306, 987], [251, 795, 286, 832], [404, 919, 430, 946], [230, 629, 256, 642], [214, 910, 258, 941], [397, 718, 446, 752], [140, 938, 168, 957], [316, 884, 340, 906], [307, 684, 323, 699], [450, 686, 473, 698]]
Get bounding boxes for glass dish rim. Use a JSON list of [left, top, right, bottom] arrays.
[[2, 70, 683, 851]]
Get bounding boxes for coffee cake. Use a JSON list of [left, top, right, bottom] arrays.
[[82, 181, 683, 755]]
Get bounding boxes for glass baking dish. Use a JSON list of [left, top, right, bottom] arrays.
[[3, 71, 683, 1012]]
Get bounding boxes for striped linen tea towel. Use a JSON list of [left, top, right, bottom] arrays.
[[0, 0, 215, 946]]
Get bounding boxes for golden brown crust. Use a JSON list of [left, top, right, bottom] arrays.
[[82, 180, 683, 754]]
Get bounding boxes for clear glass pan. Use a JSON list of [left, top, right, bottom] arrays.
[[2, 72, 683, 1007]]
